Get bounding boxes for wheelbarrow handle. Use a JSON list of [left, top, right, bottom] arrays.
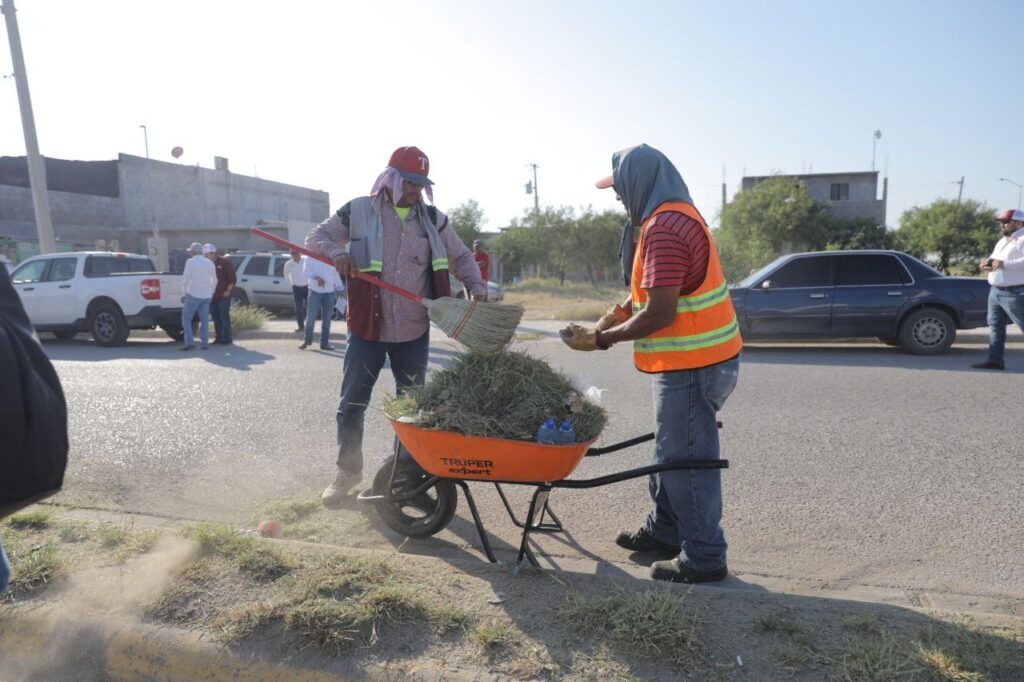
[[584, 422, 722, 457]]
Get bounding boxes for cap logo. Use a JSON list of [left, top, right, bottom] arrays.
[[418, 157, 428, 171]]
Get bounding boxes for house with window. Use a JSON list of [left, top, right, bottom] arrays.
[[740, 171, 887, 225]]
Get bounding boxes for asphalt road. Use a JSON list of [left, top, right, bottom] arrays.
[[40, 323, 1024, 610]]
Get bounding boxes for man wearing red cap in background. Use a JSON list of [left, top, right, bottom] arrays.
[[561, 144, 741, 584], [306, 147, 487, 507], [972, 209, 1024, 370]]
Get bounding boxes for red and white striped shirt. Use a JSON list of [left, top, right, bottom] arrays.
[[639, 211, 709, 294]]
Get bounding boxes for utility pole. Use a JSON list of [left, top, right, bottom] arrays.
[[527, 163, 539, 211], [871, 130, 882, 171], [139, 124, 149, 159], [956, 176, 964, 204], [3, 0, 55, 254]]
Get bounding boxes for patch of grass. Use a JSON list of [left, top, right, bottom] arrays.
[[185, 523, 292, 582], [285, 598, 372, 653], [231, 305, 271, 332], [6, 541, 64, 595], [756, 612, 809, 645], [839, 630, 920, 681], [98, 523, 159, 562], [914, 619, 1024, 681], [430, 602, 473, 635], [58, 524, 90, 543], [842, 612, 880, 634], [559, 588, 701, 666], [144, 559, 216, 623], [252, 497, 321, 527], [554, 302, 608, 321], [214, 600, 284, 643], [473, 620, 520, 653], [6, 508, 53, 530]]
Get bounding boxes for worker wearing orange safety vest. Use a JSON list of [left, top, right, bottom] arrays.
[[561, 144, 741, 584]]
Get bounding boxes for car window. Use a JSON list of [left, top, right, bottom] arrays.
[[45, 257, 78, 282], [837, 255, 904, 286], [764, 257, 833, 288], [272, 257, 287, 277], [12, 259, 48, 284], [737, 256, 787, 288], [127, 257, 156, 272], [243, 256, 270, 276], [84, 255, 132, 276], [227, 255, 246, 271]]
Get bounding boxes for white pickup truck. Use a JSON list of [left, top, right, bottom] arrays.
[[9, 251, 185, 346]]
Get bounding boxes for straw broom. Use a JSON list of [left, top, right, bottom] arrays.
[[252, 228, 523, 353]]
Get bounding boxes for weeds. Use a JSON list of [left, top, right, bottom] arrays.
[[839, 630, 920, 681], [559, 588, 701, 666], [230, 305, 271, 331], [252, 497, 321, 527], [6, 509, 53, 530], [474, 620, 520, 653], [185, 523, 292, 581], [914, 619, 1024, 680], [5, 541, 64, 595]]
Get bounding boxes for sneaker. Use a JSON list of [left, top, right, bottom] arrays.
[[321, 469, 361, 509], [650, 557, 728, 584], [971, 360, 1004, 370], [298, 343, 310, 350], [320, 344, 336, 351], [615, 528, 681, 555], [179, 345, 195, 351]]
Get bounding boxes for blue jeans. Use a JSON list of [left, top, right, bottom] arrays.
[[182, 295, 210, 347], [986, 285, 1024, 364], [0, 538, 9, 593], [212, 297, 232, 343], [293, 286, 308, 330], [304, 290, 336, 346], [643, 357, 740, 571], [336, 331, 429, 473]]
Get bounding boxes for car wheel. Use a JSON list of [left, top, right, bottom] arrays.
[[52, 330, 77, 340], [898, 308, 955, 355], [232, 290, 249, 307], [371, 455, 457, 538], [877, 336, 900, 346], [90, 303, 129, 346]]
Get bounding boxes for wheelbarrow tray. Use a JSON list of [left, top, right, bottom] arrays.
[[390, 418, 597, 483]]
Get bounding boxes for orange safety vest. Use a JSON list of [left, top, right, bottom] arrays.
[[630, 201, 742, 373]]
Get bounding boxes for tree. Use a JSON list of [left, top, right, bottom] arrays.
[[573, 209, 626, 282], [447, 199, 485, 246], [716, 176, 832, 282], [894, 199, 993, 273], [825, 216, 895, 251]]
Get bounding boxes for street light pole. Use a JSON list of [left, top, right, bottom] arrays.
[[139, 124, 149, 159], [871, 129, 882, 171], [999, 177, 1022, 210], [528, 163, 539, 211], [2, 0, 56, 254]]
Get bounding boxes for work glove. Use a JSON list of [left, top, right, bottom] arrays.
[[560, 324, 605, 351], [595, 303, 630, 331]]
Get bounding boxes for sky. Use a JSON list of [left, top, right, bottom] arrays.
[[2, 0, 1023, 231]]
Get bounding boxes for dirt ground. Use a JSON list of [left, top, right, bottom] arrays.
[[3, 507, 1022, 681], [503, 279, 624, 322]]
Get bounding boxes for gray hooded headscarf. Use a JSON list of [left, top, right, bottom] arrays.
[[607, 144, 694, 286]]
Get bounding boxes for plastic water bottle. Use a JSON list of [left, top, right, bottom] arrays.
[[556, 420, 576, 444], [536, 418, 558, 444]]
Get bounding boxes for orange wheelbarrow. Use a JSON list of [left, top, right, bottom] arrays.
[[357, 419, 728, 567]]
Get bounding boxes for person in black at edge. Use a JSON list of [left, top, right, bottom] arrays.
[[0, 263, 69, 591]]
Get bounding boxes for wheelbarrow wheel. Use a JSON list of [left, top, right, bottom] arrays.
[[371, 455, 457, 538]]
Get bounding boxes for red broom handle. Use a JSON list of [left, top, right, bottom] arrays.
[[251, 227, 425, 306]]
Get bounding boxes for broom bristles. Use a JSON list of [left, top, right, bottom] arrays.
[[428, 297, 524, 353]]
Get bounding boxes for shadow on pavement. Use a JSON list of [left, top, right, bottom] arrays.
[[41, 337, 275, 370], [741, 343, 1024, 373]]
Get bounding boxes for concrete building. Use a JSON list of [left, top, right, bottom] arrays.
[[0, 153, 330, 265], [740, 171, 887, 224]]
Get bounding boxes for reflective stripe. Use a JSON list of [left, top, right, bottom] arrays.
[[632, 282, 730, 314], [634, 320, 740, 353], [364, 259, 383, 273], [432, 257, 449, 270]]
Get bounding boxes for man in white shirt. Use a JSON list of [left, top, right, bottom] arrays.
[[180, 242, 217, 350], [973, 209, 1024, 370], [283, 251, 309, 333], [299, 253, 341, 351]]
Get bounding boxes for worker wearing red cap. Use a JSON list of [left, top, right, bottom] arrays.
[[972, 209, 1024, 370], [562, 144, 741, 584], [306, 147, 487, 507]]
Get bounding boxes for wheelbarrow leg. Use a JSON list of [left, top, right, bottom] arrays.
[[516, 486, 552, 567], [453, 481, 497, 564], [494, 483, 564, 533]]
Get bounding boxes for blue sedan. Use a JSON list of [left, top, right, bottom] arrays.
[[729, 250, 990, 354]]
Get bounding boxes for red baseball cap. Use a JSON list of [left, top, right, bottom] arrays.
[[388, 146, 433, 185], [995, 209, 1024, 222], [595, 174, 614, 190]]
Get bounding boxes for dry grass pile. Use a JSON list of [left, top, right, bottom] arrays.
[[385, 350, 607, 442]]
